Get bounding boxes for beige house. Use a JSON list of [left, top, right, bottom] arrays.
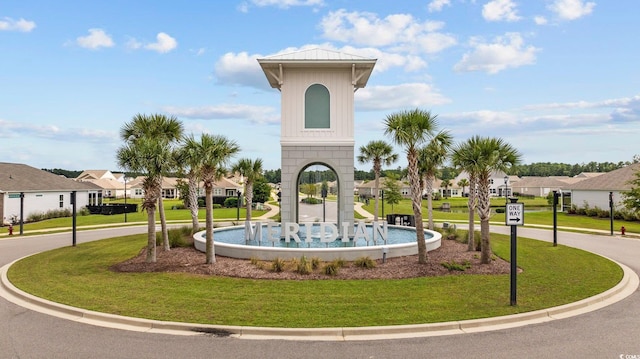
[[568, 163, 640, 210], [76, 170, 125, 198]]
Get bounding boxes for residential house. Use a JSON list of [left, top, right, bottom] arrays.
[[567, 163, 640, 210], [357, 179, 411, 198], [76, 170, 126, 198], [1, 162, 100, 225], [127, 176, 242, 204], [452, 171, 517, 198], [510, 177, 570, 197]]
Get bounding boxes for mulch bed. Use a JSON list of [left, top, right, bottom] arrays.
[[111, 239, 512, 280]]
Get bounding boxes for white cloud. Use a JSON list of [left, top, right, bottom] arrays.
[[319, 10, 456, 54], [144, 32, 177, 53], [0, 17, 36, 32], [214, 51, 268, 88], [76, 29, 114, 50], [547, 0, 596, 20], [0, 118, 117, 142], [250, 0, 324, 8], [428, 0, 451, 12], [213, 45, 429, 89], [454, 33, 538, 74], [163, 104, 280, 125], [125, 37, 142, 50], [534, 16, 548, 25], [354, 83, 451, 111], [482, 0, 521, 22]]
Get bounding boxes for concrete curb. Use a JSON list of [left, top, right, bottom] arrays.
[[1, 254, 637, 341]]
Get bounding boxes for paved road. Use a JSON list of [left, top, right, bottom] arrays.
[[1, 226, 639, 358]]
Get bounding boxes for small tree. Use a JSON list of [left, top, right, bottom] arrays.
[[383, 175, 403, 214], [622, 169, 640, 213]]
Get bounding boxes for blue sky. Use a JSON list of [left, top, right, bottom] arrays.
[[1, 0, 638, 172]]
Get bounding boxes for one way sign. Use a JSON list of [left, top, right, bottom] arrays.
[[505, 203, 524, 226]]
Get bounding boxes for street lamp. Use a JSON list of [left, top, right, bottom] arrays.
[[504, 175, 509, 205], [236, 189, 242, 221]]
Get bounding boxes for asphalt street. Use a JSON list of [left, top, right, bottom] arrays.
[[0, 225, 639, 359]]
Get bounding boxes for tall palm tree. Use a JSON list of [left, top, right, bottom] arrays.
[[418, 130, 453, 230], [195, 134, 240, 264], [117, 114, 183, 262], [455, 136, 521, 263], [452, 139, 482, 252], [232, 158, 264, 222], [176, 135, 204, 234], [357, 140, 398, 222], [384, 108, 439, 264]]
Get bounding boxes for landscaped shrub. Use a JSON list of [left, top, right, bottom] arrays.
[[354, 256, 376, 269], [310, 257, 321, 270], [156, 226, 193, 247], [272, 258, 285, 272], [295, 256, 312, 274], [26, 208, 73, 223], [301, 197, 322, 205], [441, 260, 471, 272], [323, 263, 339, 276], [224, 197, 239, 208]]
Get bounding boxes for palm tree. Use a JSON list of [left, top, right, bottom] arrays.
[[441, 179, 451, 199], [457, 178, 469, 197], [120, 113, 183, 252], [176, 135, 204, 234], [452, 139, 482, 252], [454, 136, 521, 263], [232, 158, 264, 222], [357, 140, 398, 222], [418, 130, 453, 230], [117, 114, 183, 262], [195, 134, 239, 264], [384, 108, 439, 264]]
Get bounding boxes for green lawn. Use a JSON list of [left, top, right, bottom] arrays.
[[365, 197, 640, 234], [3, 198, 270, 234], [7, 233, 622, 328]]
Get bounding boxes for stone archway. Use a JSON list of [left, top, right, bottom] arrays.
[[296, 163, 339, 223]]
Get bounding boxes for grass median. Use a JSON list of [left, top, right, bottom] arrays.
[[7, 233, 622, 328]]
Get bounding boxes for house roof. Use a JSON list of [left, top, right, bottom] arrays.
[[0, 162, 96, 192], [89, 178, 124, 190], [567, 163, 640, 191], [257, 48, 376, 89], [510, 176, 569, 189], [77, 170, 112, 181]]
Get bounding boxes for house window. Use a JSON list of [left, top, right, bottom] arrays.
[[59, 194, 64, 208], [135, 189, 143, 196], [304, 84, 330, 129], [214, 188, 223, 196]]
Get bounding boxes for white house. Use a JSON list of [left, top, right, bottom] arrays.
[[568, 163, 640, 210], [452, 171, 516, 198], [1, 162, 99, 225]]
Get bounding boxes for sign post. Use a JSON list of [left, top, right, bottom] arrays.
[[505, 199, 524, 306]]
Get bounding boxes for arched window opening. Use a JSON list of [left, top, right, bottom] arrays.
[[304, 84, 330, 129]]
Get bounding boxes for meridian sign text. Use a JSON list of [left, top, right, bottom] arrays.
[[244, 221, 388, 243]]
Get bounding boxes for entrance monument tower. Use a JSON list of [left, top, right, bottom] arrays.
[[258, 49, 376, 229]]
